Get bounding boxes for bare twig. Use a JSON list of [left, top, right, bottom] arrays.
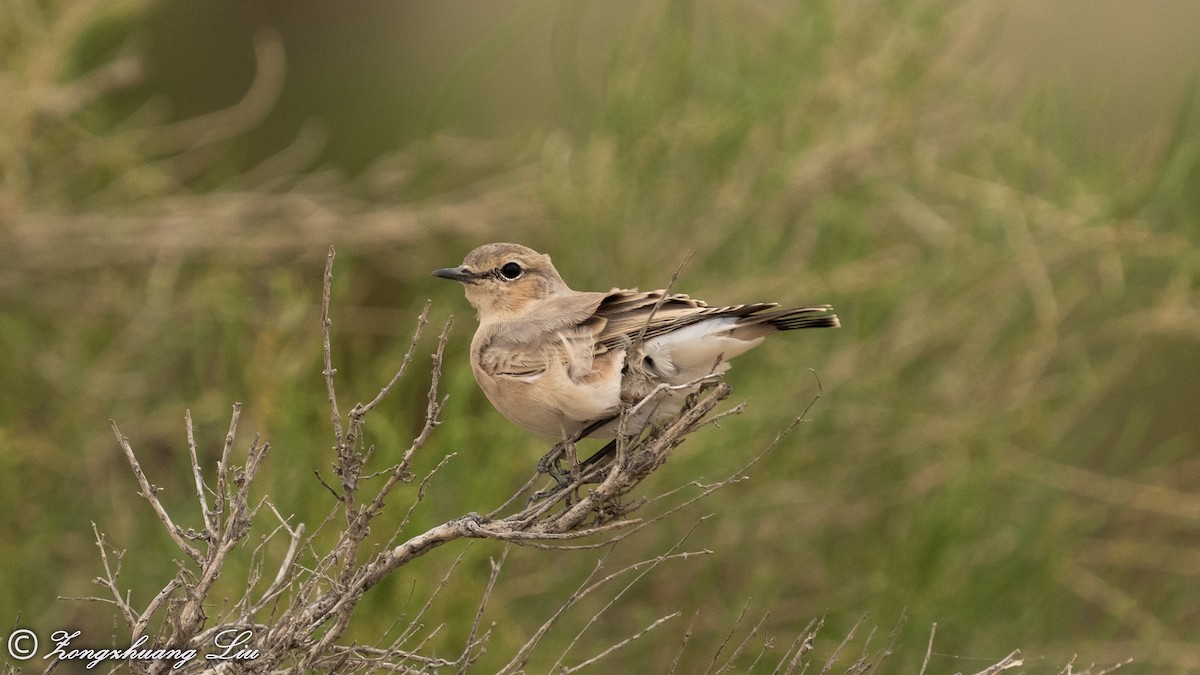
[[775, 617, 822, 675], [214, 402, 242, 533], [497, 550, 611, 675], [132, 575, 183, 642], [183, 409, 215, 539], [245, 504, 305, 618], [919, 623, 937, 675], [109, 420, 204, 565], [395, 452, 458, 535], [705, 599, 751, 674], [716, 610, 772, 674], [863, 612, 906, 675], [971, 650, 1024, 675], [89, 523, 136, 627], [561, 612, 681, 673], [393, 551, 468, 651], [352, 299, 432, 420], [321, 245, 345, 454], [365, 317, 453, 521], [821, 612, 867, 674], [634, 248, 696, 347], [550, 517, 711, 671], [667, 610, 700, 675], [457, 546, 508, 673]]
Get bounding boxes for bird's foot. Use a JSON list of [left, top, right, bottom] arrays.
[[536, 439, 570, 479], [529, 440, 575, 504]]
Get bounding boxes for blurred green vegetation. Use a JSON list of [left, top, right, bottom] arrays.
[[2, 0, 1199, 671]]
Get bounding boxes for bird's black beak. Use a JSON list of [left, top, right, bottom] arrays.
[[432, 266, 477, 283]]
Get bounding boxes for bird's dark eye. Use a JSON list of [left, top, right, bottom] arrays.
[[499, 262, 523, 280]]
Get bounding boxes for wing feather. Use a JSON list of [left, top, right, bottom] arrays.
[[475, 292, 609, 381], [594, 289, 779, 351]]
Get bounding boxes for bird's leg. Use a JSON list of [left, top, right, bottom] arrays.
[[536, 417, 613, 476], [535, 439, 570, 479], [530, 416, 616, 503]]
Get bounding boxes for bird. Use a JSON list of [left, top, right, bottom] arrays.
[[434, 243, 837, 445]]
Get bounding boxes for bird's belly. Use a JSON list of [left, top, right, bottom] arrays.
[[478, 369, 622, 439]]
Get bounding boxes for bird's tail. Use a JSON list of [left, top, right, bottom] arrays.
[[763, 305, 840, 331]]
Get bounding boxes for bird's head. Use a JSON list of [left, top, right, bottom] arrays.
[[433, 243, 569, 322]]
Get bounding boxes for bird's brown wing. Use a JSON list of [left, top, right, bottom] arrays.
[[593, 289, 779, 351], [475, 291, 610, 380]]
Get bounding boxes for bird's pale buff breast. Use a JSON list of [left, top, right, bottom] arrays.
[[469, 330, 624, 439]]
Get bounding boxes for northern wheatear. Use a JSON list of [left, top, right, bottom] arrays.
[[434, 243, 837, 442]]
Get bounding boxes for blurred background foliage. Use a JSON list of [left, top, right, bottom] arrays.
[[2, 0, 1199, 671]]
